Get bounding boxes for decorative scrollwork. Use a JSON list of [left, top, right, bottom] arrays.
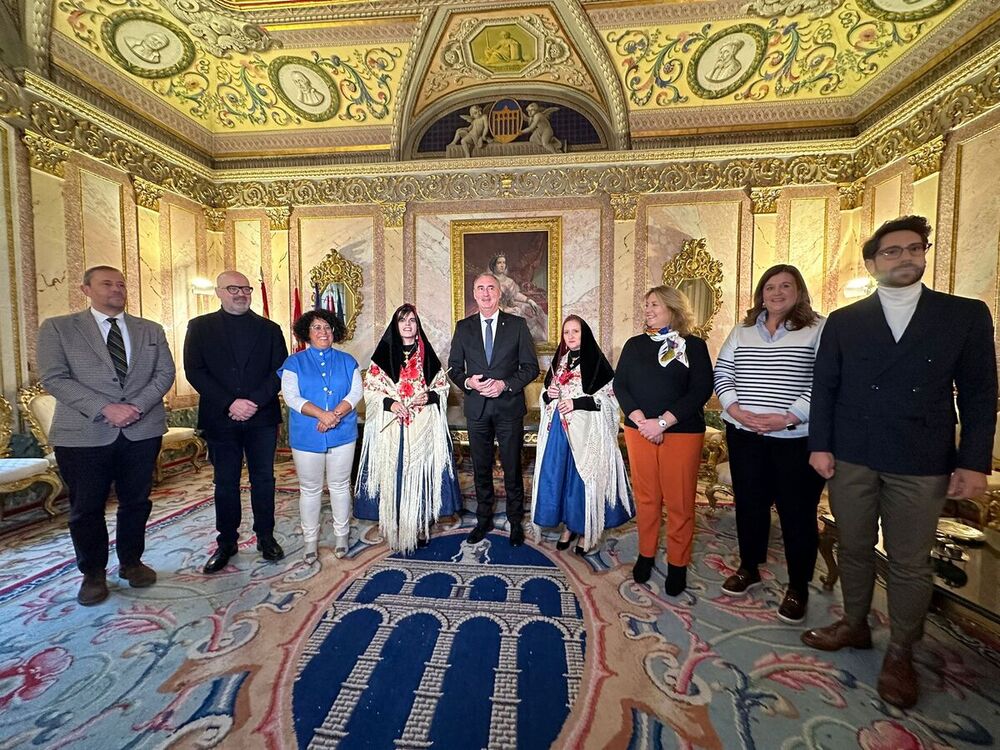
[[132, 176, 163, 210], [907, 135, 946, 180], [661, 238, 724, 339], [379, 202, 406, 228], [838, 177, 866, 210], [264, 206, 290, 230], [23, 132, 70, 177], [609, 192, 638, 221], [308, 247, 364, 342], [750, 187, 782, 214], [204, 207, 226, 231]]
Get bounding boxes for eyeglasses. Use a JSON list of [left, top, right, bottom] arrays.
[[876, 242, 930, 260], [309, 324, 333, 332], [223, 285, 253, 295]]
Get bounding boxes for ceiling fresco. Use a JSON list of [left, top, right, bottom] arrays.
[[31, 0, 1000, 162]]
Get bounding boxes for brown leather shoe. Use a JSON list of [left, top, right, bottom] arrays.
[[878, 643, 918, 709], [801, 618, 872, 651], [721, 568, 761, 596], [77, 573, 109, 606], [119, 562, 157, 588], [777, 588, 808, 624]]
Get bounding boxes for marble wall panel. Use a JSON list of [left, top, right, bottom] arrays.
[[413, 208, 601, 370], [646, 201, 742, 354], [611, 218, 636, 364], [136, 207, 163, 325], [788, 197, 828, 308], [952, 124, 1000, 309], [298, 215, 375, 364], [32, 172, 68, 324], [169, 204, 199, 398], [0, 128, 17, 397], [234, 219, 264, 317], [912, 174, 940, 288], [80, 169, 124, 272], [871, 173, 903, 233], [834, 209, 867, 309], [751, 214, 778, 288], [384, 227, 404, 320], [269, 229, 291, 346]]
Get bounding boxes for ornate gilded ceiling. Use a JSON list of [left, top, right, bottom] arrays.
[[13, 0, 1000, 165]]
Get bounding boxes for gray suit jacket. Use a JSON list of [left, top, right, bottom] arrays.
[[38, 309, 176, 448]]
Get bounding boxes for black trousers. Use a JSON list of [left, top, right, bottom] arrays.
[[725, 424, 826, 592], [467, 409, 525, 526], [206, 423, 278, 547], [55, 433, 162, 576]]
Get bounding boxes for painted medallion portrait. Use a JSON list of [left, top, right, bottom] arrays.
[[856, 0, 956, 22], [101, 11, 195, 79], [688, 25, 767, 100], [270, 57, 340, 122]]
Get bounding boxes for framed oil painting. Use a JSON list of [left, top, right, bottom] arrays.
[[450, 217, 561, 354]]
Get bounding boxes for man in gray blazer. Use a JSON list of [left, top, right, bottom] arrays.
[[38, 266, 175, 606]]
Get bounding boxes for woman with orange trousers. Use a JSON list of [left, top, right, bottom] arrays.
[[613, 285, 713, 596]]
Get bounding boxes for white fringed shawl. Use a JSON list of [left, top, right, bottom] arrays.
[[356, 366, 455, 553], [531, 362, 632, 551]]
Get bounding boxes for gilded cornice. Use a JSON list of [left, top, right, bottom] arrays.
[[132, 176, 163, 211], [265, 205, 291, 230], [750, 187, 781, 215], [204, 207, 226, 231], [22, 131, 69, 177], [609, 192, 637, 221], [837, 177, 866, 210], [0, 70, 25, 121], [907, 135, 946, 181], [379, 201, 406, 227]]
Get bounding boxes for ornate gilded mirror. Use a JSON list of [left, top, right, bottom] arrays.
[[662, 238, 723, 338], [308, 247, 364, 341]]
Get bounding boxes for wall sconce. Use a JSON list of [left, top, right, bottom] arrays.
[[191, 277, 215, 296], [844, 275, 876, 299]]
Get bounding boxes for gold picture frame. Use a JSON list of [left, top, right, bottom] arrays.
[[451, 217, 561, 354], [308, 247, 364, 341], [662, 237, 724, 339]]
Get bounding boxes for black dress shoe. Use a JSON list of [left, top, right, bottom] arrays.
[[556, 532, 579, 551], [633, 555, 655, 584], [257, 535, 285, 561], [509, 524, 525, 547], [203, 546, 238, 574], [665, 564, 687, 596], [467, 521, 494, 543], [417, 536, 430, 548]]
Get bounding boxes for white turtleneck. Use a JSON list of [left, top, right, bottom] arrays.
[[876, 282, 923, 342]]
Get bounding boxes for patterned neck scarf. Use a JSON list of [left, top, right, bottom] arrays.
[[645, 326, 689, 368]]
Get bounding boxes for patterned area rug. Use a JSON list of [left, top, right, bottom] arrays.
[[0, 464, 997, 749]]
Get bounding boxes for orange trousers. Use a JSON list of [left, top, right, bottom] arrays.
[[623, 428, 704, 566]]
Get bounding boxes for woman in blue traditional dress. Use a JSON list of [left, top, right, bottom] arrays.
[[355, 304, 461, 553], [531, 315, 633, 553]]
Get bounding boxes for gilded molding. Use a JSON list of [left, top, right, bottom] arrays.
[[609, 192, 637, 221], [0, 72, 25, 121], [661, 237, 723, 339], [132, 176, 163, 211], [750, 187, 781, 214], [204, 207, 226, 231], [23, 132, 70, 177], [838, 178, 866, 210], [907, 135, 946, 181], [265, 205, 291, 230], [379, 201, 406, 228]]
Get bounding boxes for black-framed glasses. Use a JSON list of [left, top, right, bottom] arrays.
[[876, 242, 930, 260], [223, 285, 253, 295]]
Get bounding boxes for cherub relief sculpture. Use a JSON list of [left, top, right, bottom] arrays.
[[522, 102, 565, 154], [449, 104, 492, 157]]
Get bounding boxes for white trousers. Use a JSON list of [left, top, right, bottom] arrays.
[[292, 442, 356, 542]]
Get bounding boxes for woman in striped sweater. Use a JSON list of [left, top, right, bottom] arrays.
[[714, 264, 826, 624]]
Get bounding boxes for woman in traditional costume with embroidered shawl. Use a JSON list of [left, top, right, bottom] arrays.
[[355, 304, 461, 552], [532, 315, 633, 554], [614, 286, 714, 597]]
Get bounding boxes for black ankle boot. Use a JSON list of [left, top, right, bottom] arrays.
[[665, 564, 687, 596], [632, 555, 655, 584]]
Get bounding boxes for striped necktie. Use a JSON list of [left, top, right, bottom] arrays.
[[107, 317, 128, 385]]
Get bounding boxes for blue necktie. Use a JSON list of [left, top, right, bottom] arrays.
[[484, 318, 494, 365]]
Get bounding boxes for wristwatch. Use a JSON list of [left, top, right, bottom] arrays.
[[657, 418, 668, 430], [785, 423, 796, 431]]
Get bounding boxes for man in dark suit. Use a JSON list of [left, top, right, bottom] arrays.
[[448, 272, 540, 546], [804, 215, 997, 709], [184, 270, 288, 573], [38, 266, 176, 605]]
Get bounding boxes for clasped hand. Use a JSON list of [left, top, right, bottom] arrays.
[[728, 405, 793, 434], [316, 402, 352, 432], [228, 398, 258, 422], [468, 374, 505, 398], [101, 402, 141, 428]]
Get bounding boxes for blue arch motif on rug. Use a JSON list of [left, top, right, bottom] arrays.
[[293, 532, 587, 748]]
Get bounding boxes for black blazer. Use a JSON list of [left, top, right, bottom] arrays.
[[810, 287, 997, 475], [447, 311, 540, 420], [183, 310, 288, 438]]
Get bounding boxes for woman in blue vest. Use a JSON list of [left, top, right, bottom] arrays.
[[279, 309, 361, 562]]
